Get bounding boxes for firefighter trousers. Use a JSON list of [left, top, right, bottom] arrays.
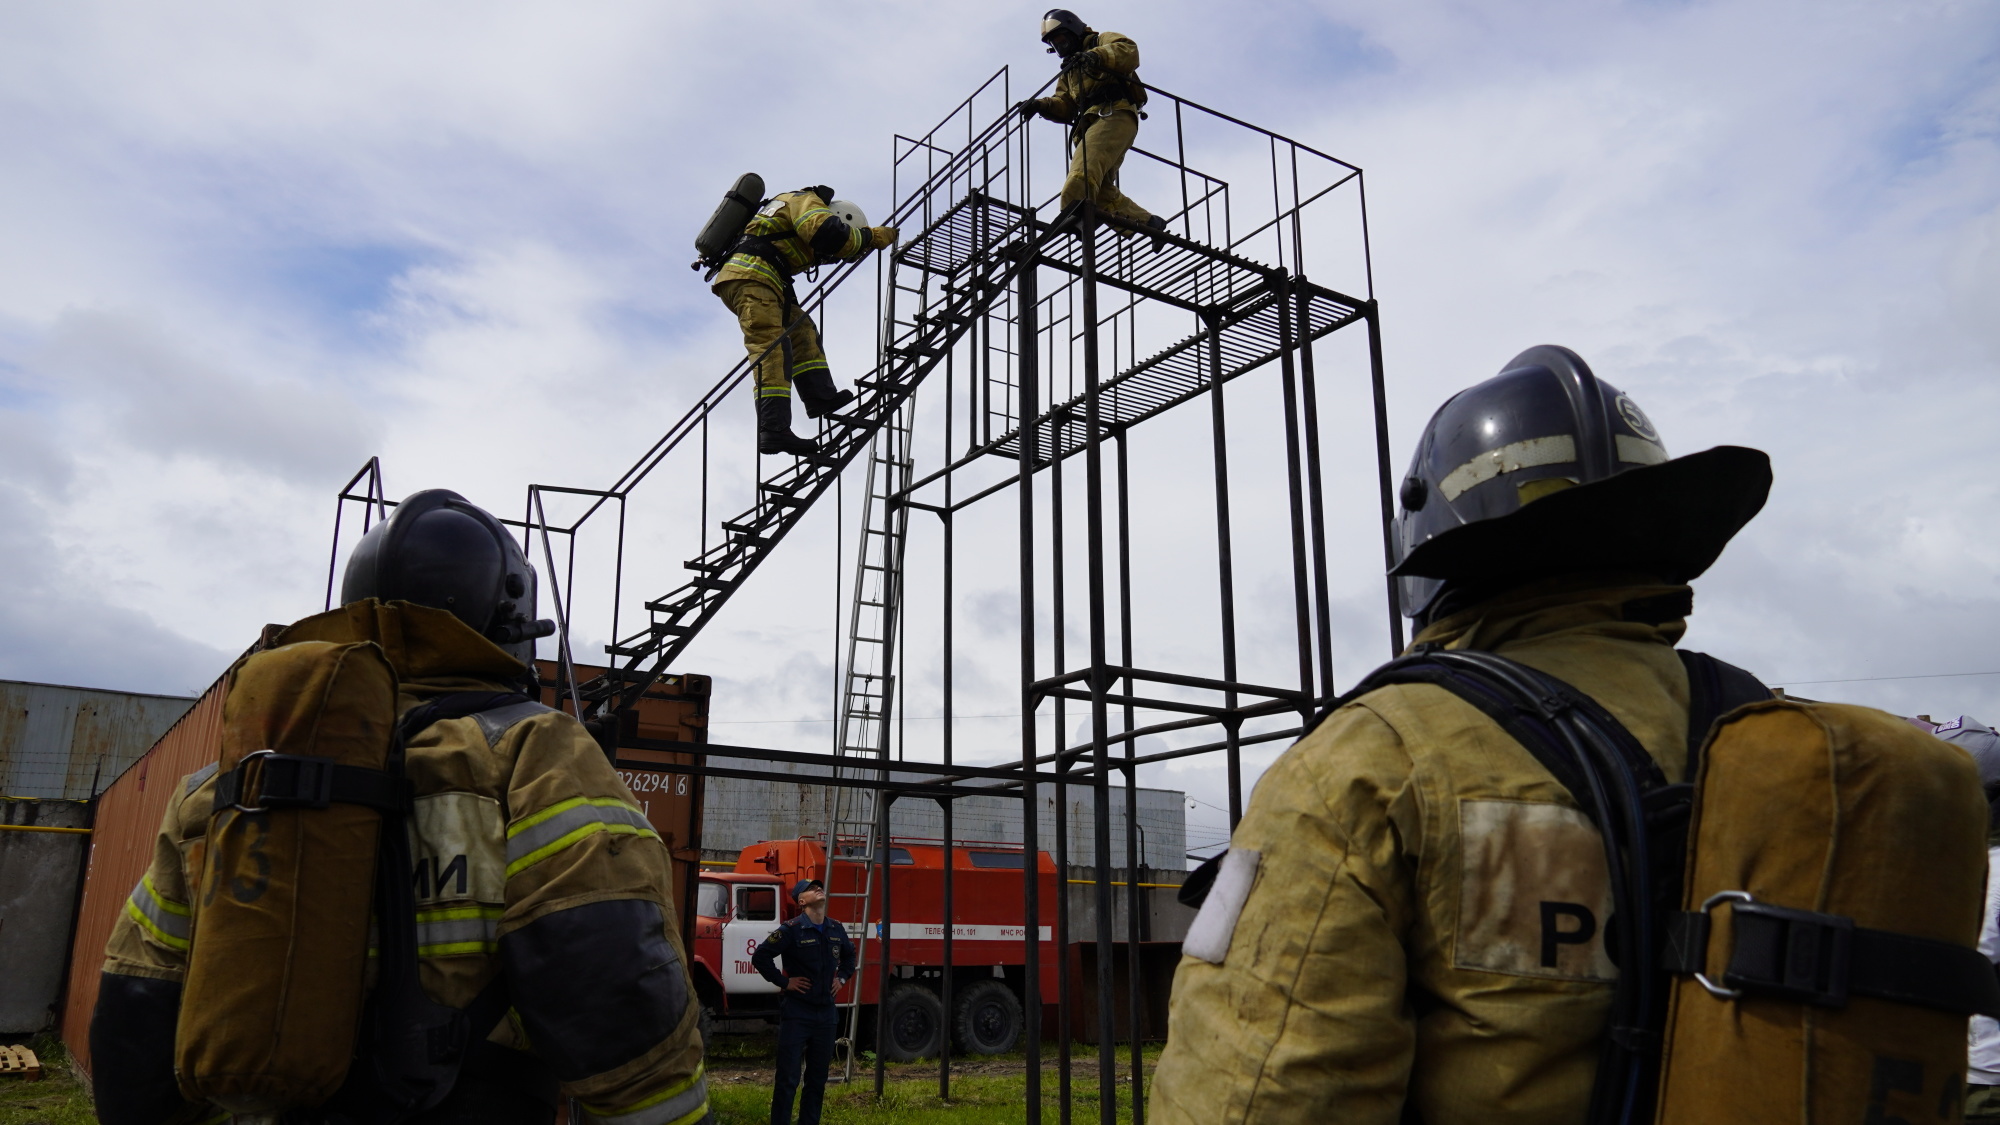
[[771, 1002, 839, 1125], [716, 279, 830, 405], [1062, 110, 1152, 224]]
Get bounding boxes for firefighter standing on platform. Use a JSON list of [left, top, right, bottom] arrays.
[[713, 187, 897, 459], [1016, 9, 1168, 242], [752, 878, 856, 1125]]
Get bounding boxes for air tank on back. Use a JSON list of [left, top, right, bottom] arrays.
[[692, 173, 766, 273]]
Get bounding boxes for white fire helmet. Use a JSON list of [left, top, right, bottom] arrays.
[[829, 200, 869, 232]]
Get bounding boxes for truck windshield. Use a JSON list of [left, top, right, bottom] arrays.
[[695, 880, 730, 919], [737, 886, 778, 921]]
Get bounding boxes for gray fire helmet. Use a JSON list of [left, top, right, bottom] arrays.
[[339, 489, 555, 668], [1391, 345, 1772, 620]]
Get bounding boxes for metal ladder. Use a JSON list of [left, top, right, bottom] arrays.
[[823, 391, 917, 1080], [819, 236, 958, 1078]]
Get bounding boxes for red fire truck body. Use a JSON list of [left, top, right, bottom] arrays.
[[687, 838, 1060, 1053]]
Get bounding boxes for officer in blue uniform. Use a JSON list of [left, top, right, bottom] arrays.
[[752, 878, 857, 1125]]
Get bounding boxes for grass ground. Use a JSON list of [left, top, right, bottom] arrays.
[[706, 1031, 1160, 1125], [0, 1030, 1156, 1124], [0, 1037, 95, 1125]]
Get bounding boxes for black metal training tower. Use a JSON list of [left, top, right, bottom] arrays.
[[329, 68, 1399, 1125]]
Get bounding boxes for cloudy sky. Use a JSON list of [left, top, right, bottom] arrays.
[[4, 2, 1996, 857]]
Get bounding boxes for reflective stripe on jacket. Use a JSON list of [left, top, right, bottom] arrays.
[[96, 601, 708, 1125], [711, 189, 873, 295]]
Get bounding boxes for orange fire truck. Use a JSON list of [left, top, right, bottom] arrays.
[[688, 837, 1061, 1060]]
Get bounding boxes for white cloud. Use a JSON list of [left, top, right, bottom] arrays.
[[1, 1, 1997, 827]]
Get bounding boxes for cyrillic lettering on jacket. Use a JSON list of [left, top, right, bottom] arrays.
[[1454, 798, 1616, 981], [410, 792, 506, 956]]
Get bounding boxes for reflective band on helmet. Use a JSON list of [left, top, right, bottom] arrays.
[[1615, 434, 1668, 465], [416, 903, 503, 957], [1439, 434, 1578, 501], [583, 1064, 709, 1125], [124, 874, 191, 952], [506, 797, 659, 879]]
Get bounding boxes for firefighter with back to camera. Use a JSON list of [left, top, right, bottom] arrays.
[[713, 185, 898, 459], [89, 488, 712, 1125], [751, 878, 856, 1125], [1014, 9, 1168, 245], [1149, 346, 1776, 1123]]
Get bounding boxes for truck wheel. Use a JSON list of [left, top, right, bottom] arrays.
[[698, 1004, 716, 1048], [954, 980, 1023, 1055], [879, 984, 945, 1061]]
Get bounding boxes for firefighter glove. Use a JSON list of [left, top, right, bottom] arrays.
[[869, 227, 899, 249]]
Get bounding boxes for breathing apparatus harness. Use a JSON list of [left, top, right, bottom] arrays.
[[277, 690, 547, 1123], [722, 186, 847, 296], [1191, 639, 2000, 1125]]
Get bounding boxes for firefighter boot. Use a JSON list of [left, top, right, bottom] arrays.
[[794, 368, 855, 420], [757, 397, 821, 458]]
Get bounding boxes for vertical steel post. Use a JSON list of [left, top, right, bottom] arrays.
[[1206, 315, 1244, 828], [1365, 302, 1405, 654], [1273, 273, 1316, 722], [1017, 247, 1044, 1125], [1116, 428, 1145, 1121], [1051, 409, 1074, 1124], [1079, 203, 1119, 1125], [940, 362, 956, 1099], [874, 790, 893, 1098], [1293, 286, 1335, 703]]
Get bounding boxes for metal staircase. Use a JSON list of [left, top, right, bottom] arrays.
[[589, 193, 1033, 714]]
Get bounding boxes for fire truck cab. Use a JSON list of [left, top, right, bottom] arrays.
[[687, 871, 794, 1026], [688, 837, 1060, 1060]]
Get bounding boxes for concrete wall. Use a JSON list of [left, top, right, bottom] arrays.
[[0, 679, 196, 799], [695, 752, 1188, 870], [0, 797, 91, 1033]]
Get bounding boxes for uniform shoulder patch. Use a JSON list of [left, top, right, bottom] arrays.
[[1455, 798, 1615, 981], [1183, 849, 1260, 964], [767, 929, 784, 943]]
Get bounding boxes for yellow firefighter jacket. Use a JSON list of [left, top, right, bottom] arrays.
[[1030, 31, 1145, 125], [1151, 576, 1698, 1125], [711, 189, 889, 296], [103, 601, 709, 1125]]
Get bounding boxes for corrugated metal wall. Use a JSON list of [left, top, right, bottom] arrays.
[[58, 675, 227, 1075], [0, 679, 197, 799], [0, 798, 92, 1033]]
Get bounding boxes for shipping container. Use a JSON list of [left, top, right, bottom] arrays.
[[58, 674, 228, 1075], [0, 679, 196, 799], [57, 650, 710, 1075]]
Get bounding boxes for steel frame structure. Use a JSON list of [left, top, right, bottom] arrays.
[[324, 68, 1398, 1125]]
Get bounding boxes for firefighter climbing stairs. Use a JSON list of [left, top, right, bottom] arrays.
[[585, 102, 1368, 722]]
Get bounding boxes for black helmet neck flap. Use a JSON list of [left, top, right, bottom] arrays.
[[339, 489, 556, 668], [1392, 345, 1771, 621]]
